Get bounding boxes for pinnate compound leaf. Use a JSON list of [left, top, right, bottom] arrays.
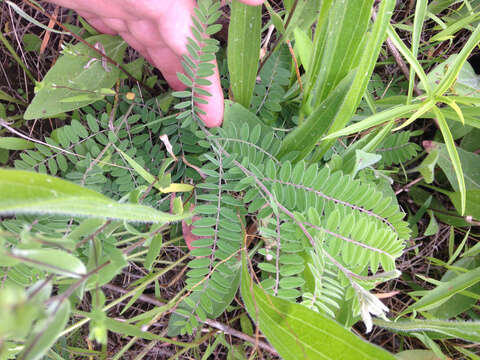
[[24, 35, 127, 119], [0, 169, 192, 223], [240, 254, 395, 360]]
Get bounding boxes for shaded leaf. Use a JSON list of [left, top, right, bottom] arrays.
[[25, 35, 127, 119]]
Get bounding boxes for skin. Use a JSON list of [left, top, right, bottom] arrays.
[[44, 0, 264, 127]]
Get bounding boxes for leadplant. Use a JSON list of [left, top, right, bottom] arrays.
[[2, 0, 480, 358]]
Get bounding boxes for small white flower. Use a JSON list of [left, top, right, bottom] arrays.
[[353, 283, 390, 333]]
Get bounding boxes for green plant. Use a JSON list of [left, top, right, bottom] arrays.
[[2, 0, 480, 359]]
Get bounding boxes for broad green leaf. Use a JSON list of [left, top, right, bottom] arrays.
[[24, 35, 127, 119], [351, 150, 382, 177], [447, 189, 480, 220], [120, 58, 144, 81], [0, 169, 192, 223], [144, 234, 162, 272], [424, 211, 439, 236], [427, 0, 458, 14], [0, 137, 34, 150], [425, 141, 480, 191], [224, 101, 269, 132], [264, 2, 285, 35], [402, 266, 480, 314], [0, 286, 41, 340], [9, 248, 86, 278], [240, 254, 395, 360], [421, 54, 480, 97], [228, 0, 262, 108], [19, 300, 71, 360], [375, 318, 480, 343], [0, 148, 8, 164]]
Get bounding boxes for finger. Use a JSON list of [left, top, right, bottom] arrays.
[[71, 14, 115, 34], [148, 44, 224, 128], [44, 0, 135, 19], [155, 0, 224, 127], [237, 0, 264, 5], [146, 46, 185, 91], [195, 62, 224, 128]]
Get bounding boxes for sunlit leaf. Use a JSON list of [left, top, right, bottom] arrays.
[[240, 254, 395, 360], [0, 169, 192, 223]]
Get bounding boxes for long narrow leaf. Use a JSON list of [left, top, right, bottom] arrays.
[[402, 266, 480, 315], [374, 319, 480, 343], [228, 0, 262, 108], [408, 0, 428, 103], [0, 169, 192, 223], [322, 103, 421, 140], [432, 106, 466, 214], [312, 0, 396, 161]]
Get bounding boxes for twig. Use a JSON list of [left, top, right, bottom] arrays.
[[372, 8, 422, 97], [102, 283, 279, 356], [395, 176, 423, 195]]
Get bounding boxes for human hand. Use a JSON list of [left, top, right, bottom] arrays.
[[44, 0, 264, 127]]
